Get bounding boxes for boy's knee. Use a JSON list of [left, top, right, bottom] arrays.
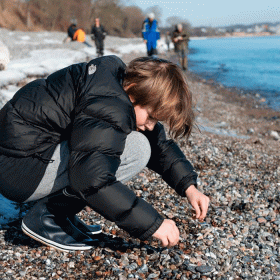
[[125, 131, 151, 169]]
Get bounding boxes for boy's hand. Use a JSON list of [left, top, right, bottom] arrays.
[[185, 185, 210, 220], [152, 219, 179, 247]]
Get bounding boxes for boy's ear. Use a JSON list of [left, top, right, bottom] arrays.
[[124, 83, 136, 103], [128, 95, 135, 103], [124, 83, 136, 92]]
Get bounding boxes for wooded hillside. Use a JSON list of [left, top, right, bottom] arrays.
[[0, 0, 147, 37]]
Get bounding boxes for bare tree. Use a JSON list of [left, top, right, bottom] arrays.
[[123, 5, 145, 36], [91, 0, 126, 36], [1, 0, 159, 37]]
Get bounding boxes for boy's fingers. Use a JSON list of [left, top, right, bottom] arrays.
[[192, 202, 201, 218], [201, 197, 210, 218], [200, 203, 208, 219], [168, 235, 179, 247], [161, 237, 169, 247], [168, 239, 177, 248]]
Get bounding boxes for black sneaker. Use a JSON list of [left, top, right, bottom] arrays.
[[62, 188, 102, 236], [70, 215, 102, 236], [22, 197, 95, 252]]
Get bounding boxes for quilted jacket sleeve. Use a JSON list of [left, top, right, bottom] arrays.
[[142, 123, 198, 197], [69, 56, 163, 240]]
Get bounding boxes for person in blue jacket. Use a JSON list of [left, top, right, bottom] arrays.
[[142, 13, 160, 57]]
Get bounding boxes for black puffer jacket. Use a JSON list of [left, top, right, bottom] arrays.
[[0, 55, 197, 240]]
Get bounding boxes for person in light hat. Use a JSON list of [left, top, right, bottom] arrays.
[[142, 12, 160, 57]]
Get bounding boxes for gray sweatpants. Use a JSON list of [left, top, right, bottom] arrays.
[[25, 131, 151, 202]]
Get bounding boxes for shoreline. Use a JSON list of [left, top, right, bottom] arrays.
[[189, 70, 280, 153], [165, 52, 280, 154], [187, 65, 280, 113], [191, 34, 280, 40], [188, 68, 280, 114], [187, 35, 280, 113]]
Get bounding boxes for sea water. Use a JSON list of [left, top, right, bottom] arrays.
[[188, 36, 280, 111]]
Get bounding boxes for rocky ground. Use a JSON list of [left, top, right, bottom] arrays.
[[0, 30, 279, 279]]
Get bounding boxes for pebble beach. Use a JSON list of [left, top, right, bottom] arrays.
[[0, 29, 279, 280]]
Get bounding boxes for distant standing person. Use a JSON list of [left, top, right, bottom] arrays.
[[165, 31, 171, 52], [142, 13, 160, 57], [63, 20, 92, 47], [172, 23, 190, 70], [91, 18, 107, 57]]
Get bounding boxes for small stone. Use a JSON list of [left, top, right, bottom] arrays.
[[195, 265, 213, 274], [147, 272, 159, 279], [19, 271, 26, 277], [127, 262, 138, 270], [149, 253, 159, 261], [119, 274, 127, 280], [136, 258, 142, 266], [95, 271, 103, 276], [128, 254, 138, 260], [138, 264, 148, 273], [257, 217, 267, 224], [206, 252, 216, 259], [247, 128, 254, 134], [190, 258, 198, 264], [185, 264, 196, 273], [270, 130, 280, 140]]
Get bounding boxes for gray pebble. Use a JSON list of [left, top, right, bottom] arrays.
[[195, 265, 214, 274]]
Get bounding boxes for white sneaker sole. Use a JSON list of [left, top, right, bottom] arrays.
[[87, 228, 102, 235], [21, 221, 93, 252]]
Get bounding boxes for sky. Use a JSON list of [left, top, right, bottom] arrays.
[[130, 0, 280, 27]]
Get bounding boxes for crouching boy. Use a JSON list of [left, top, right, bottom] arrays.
[[0, 55, 209, 251]]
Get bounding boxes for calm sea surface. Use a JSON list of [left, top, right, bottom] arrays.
[[188, 36, 280, 111]]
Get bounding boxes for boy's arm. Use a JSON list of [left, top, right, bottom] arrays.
[[142, 122, 198, 197], [142, 123, 209, 219]]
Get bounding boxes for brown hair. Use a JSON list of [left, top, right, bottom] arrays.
[[123, 57, 195, 139]]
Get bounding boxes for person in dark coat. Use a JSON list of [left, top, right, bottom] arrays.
[[142, 13, 160, 57], [0, 55, 209, 252], [172, 23, 190, 70], [91, 18, 107, 57]]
